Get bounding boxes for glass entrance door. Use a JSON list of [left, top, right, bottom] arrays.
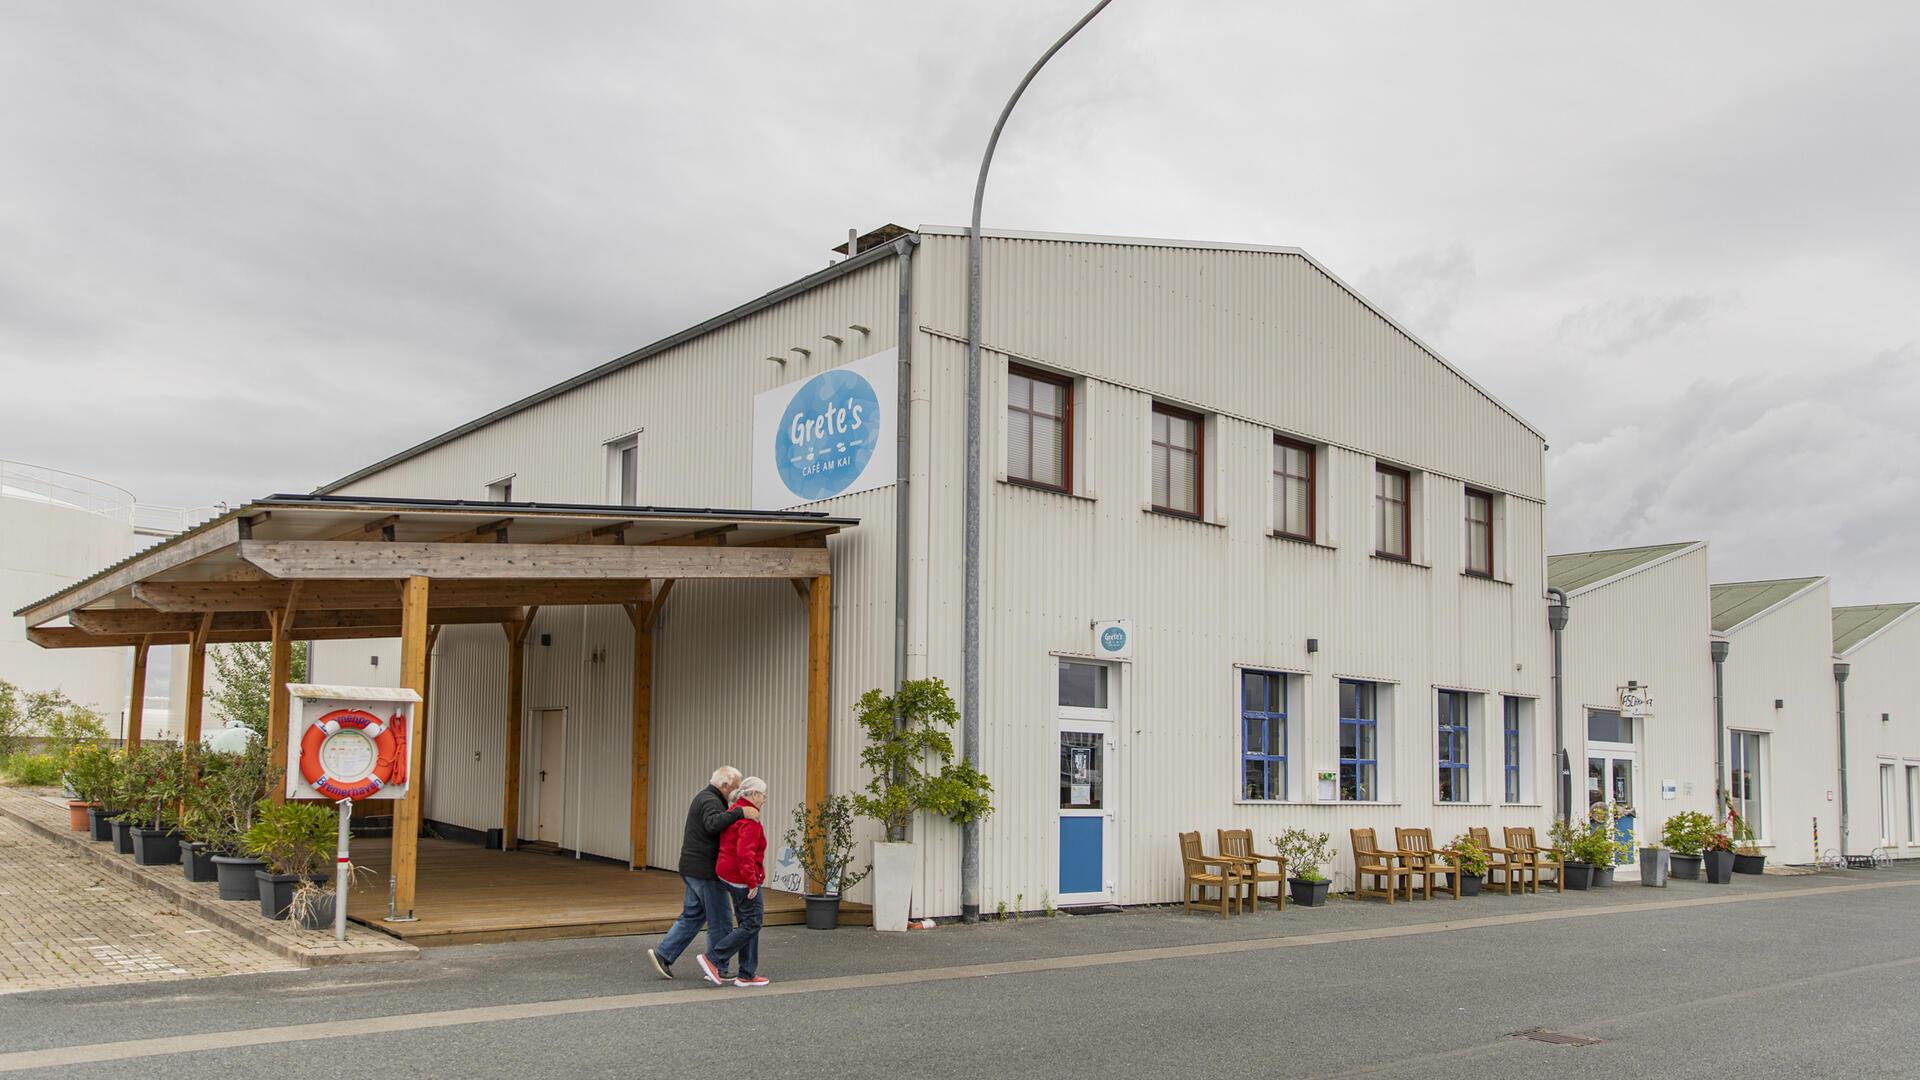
[[1057, 659, 1117, 906], [1587, 752, 1639, 874]]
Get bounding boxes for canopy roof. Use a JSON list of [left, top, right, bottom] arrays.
[[1832, 603, 1919, 656], [1709, 577, 1824, 635], [1547, 541, 1701, 595], [16, 494, 855, 647]]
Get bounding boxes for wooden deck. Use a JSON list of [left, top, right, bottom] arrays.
[[344, 837, 868, 947]]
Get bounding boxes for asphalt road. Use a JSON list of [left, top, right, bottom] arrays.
[[4, 865, 1918, 1079]]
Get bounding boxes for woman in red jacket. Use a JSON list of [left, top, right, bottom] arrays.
[[697, 777, 770, 987]]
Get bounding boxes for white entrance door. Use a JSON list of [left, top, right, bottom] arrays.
[[1586, 748, 1640, 878], [1057, 660, 1117, 906], [535, 708, 567, 844]]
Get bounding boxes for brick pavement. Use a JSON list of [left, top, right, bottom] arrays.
[[0, 814, 301, 994]]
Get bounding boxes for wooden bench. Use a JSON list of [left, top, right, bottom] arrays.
[[1180, 831, 1244, 918], [1218, 828, 1287, 911], [1350, 827, 1413, 903], [1395, 827, 1459, 900]]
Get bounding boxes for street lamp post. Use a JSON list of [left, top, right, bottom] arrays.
[[963, 0, 1114, 923]]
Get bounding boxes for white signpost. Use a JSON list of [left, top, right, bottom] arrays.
[[284, 684, 420, 940]]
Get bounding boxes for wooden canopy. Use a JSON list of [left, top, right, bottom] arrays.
[[17, 494, 855, 920]]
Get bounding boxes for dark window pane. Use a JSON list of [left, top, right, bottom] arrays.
[[1059, 661, 1107, 708], [1587, 709, 1630, 744]]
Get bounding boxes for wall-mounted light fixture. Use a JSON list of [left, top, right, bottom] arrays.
[[540, 634, 552, 647], [1774, 698, 1784, 710], [369, 655, 379, 667], [1305, 638, 1320, 654]]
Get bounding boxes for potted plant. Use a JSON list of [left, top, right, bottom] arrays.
[[1272, 828, 1334, 906], [1726, 803, 1765, 874], [1661, 811, 1713, 880], [178, 748, 230, 883], [207, 742, 273, 901], [242, 800, 336, 920], [1586, 802, 1633, 887], [105, 748, 153, 855], [1702, 828, 1736, 884], [851, 679, 994, 933], [1549, 820, 1594, 890], [126, 746, 188, 866], [60, 743, 100, 831], [64, 742, 120, 839], [1448, 834, 1491, 896], [783, 794, 870, 930]]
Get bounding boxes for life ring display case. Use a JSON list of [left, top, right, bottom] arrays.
[[284, 684, 421, 803]]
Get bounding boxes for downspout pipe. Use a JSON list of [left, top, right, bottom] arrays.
[[1710, 639, 1730, 807], [1546, 587, 1571, 825], [964, 0, 1113, 925], [1834, 661, 1851, 853], [891, 235, 918, 845]]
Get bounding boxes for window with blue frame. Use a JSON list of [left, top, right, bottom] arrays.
[[1502, 697, 1522, 803], [1339, 679, 1378, 801], [1438, 690, 1471, 803], [1241, 670, 1287, 800]]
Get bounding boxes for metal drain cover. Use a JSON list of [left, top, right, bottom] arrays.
[[1509, 1028, 1604, 1047]]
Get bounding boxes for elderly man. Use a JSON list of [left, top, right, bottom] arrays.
[[648, 766, 760, 980]]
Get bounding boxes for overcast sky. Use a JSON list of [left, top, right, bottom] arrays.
[[2, 2, 1916, 604]]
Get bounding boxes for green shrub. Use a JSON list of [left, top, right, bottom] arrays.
[[1271, 828, 1335, 881], [63, 742, 120, 805], [1660, 810, 1716, 856], [243, 800, 336, 878], [783, 794, 870, 896], [1, 752, 63, 787], [851, 678, 995, 839]]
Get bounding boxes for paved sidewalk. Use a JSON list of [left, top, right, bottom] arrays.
[[0, 815, 300, 994]]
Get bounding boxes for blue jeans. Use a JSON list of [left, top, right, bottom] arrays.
[[656, 877, 733, 969], [705, 882, 763, 978]]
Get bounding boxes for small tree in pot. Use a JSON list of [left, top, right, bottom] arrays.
[[784, 794, 871, 929], [64, 742, 120, 840], [1661, 811, 1714, 880], [242, 800, 336, 920], [1549, 820, 1593, 890], [1272, 828, 1335, 907], [206, 741, 274, 901], [1448, 834, 1491, 896], [122, 746, 189, 866]]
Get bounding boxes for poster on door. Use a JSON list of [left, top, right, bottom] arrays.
[[283, 684, 420, 802]]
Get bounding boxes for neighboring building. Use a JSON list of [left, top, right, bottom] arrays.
[[1832, 603, 1920, 858], [312, 226, 1557, 913], [1710, 577, 1839, 865], [1550, 541, 1716, 879]]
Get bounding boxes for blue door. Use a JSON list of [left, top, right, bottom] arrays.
[[1058, 724, 1113, 902]]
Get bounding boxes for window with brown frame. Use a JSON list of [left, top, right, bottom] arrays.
[[1007, 365, 1072, 492], [1375, 464, 1411, 560], [1151, 403, 1203, 518], [1464, 487, 1494, 577], [1272, 436, 1315, 541]]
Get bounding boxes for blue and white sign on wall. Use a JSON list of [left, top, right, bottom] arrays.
[[752, 349, 898, 510], [1092, 619, 1133, 661]]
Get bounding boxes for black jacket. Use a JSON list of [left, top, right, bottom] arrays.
[[677, 784, 745, 879]]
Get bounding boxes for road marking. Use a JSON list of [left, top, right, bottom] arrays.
[[2, 876, 1915, 1073]]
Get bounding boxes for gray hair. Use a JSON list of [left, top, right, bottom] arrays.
[[737, 776, 768, 800], [709, 766, 742, 789]]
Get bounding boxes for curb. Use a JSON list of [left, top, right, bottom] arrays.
[[0, 799, 418, 968]]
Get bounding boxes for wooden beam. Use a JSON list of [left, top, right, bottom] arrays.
[[131, 578, 649, 613], [742, 527, 840, 548], [125, 636, 151, 752], [266, 607, 293, 805], [17, 518, 241, 627], [628, 601, 652, 870], [183, 612, 214, 749], [391, 576, 430, 918], [501, 617, 529, 851], [417, 625, 442, 769], [642, 579, 676, 633], [805, 573, 832, 893], [789, 579, 811, 603], [69, 605, 521, 635], [237, 540, 831, 581]]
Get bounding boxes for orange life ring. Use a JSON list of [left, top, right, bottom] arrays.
[[298, 708, 406, 801]]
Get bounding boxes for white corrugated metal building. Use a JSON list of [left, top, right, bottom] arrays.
[[1833, 604, 1920, 858], [312, 226, 1564, 916]]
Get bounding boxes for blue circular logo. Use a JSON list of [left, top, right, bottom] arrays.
[[776, 368, 881, 502], [1099, 625, 1128, 653]]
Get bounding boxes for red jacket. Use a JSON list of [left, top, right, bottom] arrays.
[[715, 800, 767, 888]]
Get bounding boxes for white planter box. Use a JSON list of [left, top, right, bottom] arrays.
[[871, 840, 917, 932]]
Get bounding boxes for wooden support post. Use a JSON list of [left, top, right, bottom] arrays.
[[265, 608, 293, 804], [182, 612, 214, 748], [417, 624, 442, 768], [124, 636, 151, 752], [805, 574, 832, 893], [390, 576, 430, 919], [501, 618, 530, 851], [625, 602, 653, 870]]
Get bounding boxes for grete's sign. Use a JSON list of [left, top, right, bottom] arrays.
[[751, 349, 898, 510], [1092, 619, 1133, 661]]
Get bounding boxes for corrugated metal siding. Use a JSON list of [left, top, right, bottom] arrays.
[[1720, 581, 1837, 864], [1834, 609, 1920, 856], [915, 234, 1544, 501], [1560, 547, 1719, 848]]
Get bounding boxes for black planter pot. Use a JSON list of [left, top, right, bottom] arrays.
[[1703, 850, 1735, 884], [295, 890, 336, 931], [803, 895, 842, 930], [1732, 853, 1766, 875], [212, 855, 266, 901], [131, 827, 181, 866], [1563, 862, 1595, 890], [110, 818, 135, 855], [1459, 874, 1484, 897], [1288, 877, 1332, 907], [181, 842, 220, 883], [1592, 866, 1616, 887], [256, 871, 302, 920], [87, 807, 119, 842], [1669, 854, 1703, 880]]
